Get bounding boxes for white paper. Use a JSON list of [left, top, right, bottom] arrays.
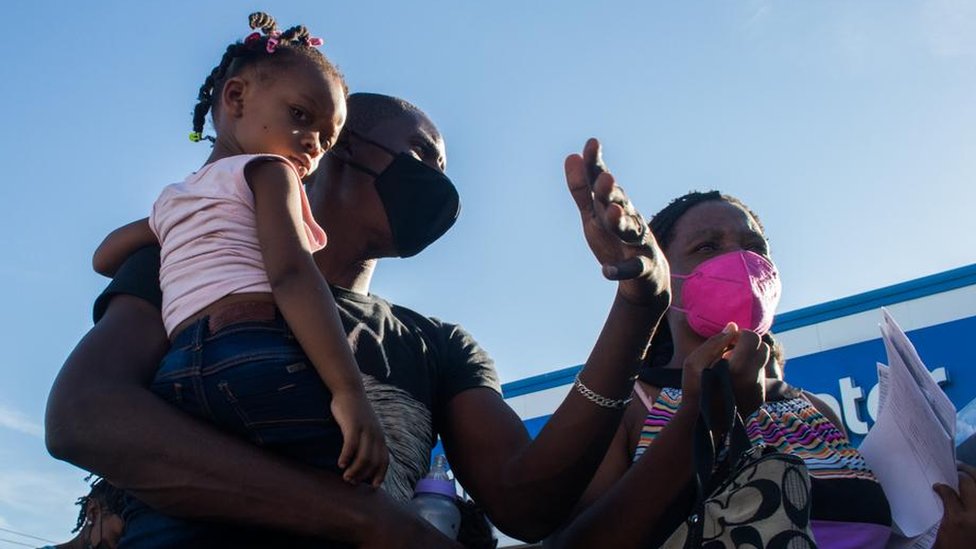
[[859, 309, 958, 540], [886, 523, 940, 549], [877, 363, 890, 412], [880, 310, 956, 438]]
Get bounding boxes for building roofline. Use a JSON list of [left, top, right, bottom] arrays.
[[501, 263, 976, 399], [772, 263, 976, 332]]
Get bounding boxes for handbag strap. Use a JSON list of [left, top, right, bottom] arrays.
[[691, 359, 752, 504]]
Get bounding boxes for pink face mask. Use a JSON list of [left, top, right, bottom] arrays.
[[671, 250, 782, 338]]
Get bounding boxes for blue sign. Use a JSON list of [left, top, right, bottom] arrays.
[[786, 315, 976, 445]]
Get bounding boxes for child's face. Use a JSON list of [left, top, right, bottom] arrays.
[[232, 61, 346, 178]]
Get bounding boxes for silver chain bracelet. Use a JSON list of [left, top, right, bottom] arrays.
[[573, 375, 633, 410]]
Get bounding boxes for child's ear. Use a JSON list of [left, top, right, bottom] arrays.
[[221, 77, 247, 118]]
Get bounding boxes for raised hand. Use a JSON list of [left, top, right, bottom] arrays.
[[565, 138, 670, 307]]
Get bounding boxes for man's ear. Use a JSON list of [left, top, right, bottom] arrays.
[[221, 77, 248, 119]]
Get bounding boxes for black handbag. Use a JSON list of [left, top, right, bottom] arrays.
[[661, 360, 817, 549]]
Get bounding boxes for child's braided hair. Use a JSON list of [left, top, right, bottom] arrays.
[[190, 12, 347, 142]]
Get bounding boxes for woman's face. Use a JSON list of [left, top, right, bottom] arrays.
[[665, 199, 770, 330]]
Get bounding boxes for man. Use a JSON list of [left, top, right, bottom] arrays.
[[46, 93, 669, 547]]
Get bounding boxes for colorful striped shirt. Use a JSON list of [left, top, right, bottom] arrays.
[[632, 382, 892, 548]]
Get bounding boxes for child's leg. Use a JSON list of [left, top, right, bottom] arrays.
[[151, 313, 346, 471], [120, 313, 350, 547]]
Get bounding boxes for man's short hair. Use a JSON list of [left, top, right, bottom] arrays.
[[344, 93, 426, 136]]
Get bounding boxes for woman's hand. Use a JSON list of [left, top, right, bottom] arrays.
[[565, 138, 670, 308], [724, 330, 770, 416], [678, 325, 768, 416], [933, 462, 976, 549], [680, 324, 739, 406]]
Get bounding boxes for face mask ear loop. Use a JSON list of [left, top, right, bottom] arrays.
[[669, 271, 695, 312], [327, 149, 381, 178], [738, 250, 751, 272], [345, 158, 381, 178], [346, 129, 399, 157]]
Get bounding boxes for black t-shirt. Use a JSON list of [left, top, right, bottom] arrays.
[[94, 246, 501, 502]]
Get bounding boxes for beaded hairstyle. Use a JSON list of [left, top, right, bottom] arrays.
[[643, 190, 770, 369], [190, 12, 348, 143]]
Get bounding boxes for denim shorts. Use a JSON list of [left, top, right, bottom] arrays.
[[120, 315, 346, 548], [153, 314, 344, 467]]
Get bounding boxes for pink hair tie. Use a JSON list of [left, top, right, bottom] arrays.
[[266, 37, 279, 53], [308, 36, 324, 47], [244, 32, 261, 45]]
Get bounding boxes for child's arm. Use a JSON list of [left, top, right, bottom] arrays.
[[246, 159, 388, 487], [93, 218, 157, 277]]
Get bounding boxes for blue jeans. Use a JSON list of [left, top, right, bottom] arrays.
[[119, 316, 346, 548]]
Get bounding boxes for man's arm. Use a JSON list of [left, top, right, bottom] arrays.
[[441, 139, 670, 542], [46, 293, 457, 547]]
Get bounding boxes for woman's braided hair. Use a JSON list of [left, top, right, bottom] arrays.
[[190, 12, 347, 142], [643, 190, 768, 369]]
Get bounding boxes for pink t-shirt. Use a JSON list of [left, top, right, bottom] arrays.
[[149, 154, 327, 335]]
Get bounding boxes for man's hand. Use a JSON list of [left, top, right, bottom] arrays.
[[361, 500, 464, 549], [565, 138, 670, 307]]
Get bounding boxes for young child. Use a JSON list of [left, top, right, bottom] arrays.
[[94, 12, 388, 488]]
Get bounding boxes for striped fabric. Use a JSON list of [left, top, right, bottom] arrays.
[[634, 387, 682, 461], [747, 397, 876, 481], [631, 383, 892, 547], [633, 387, 877, 482]]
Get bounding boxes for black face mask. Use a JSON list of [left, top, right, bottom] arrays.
[[337, 131, 460, 258]]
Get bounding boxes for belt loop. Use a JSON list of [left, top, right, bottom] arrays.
[[192, 315, 207, 350]]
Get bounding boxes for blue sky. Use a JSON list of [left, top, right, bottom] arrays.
[[2, 0, 975, 543]]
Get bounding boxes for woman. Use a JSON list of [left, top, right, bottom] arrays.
[[547, 191, 893, 548]]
